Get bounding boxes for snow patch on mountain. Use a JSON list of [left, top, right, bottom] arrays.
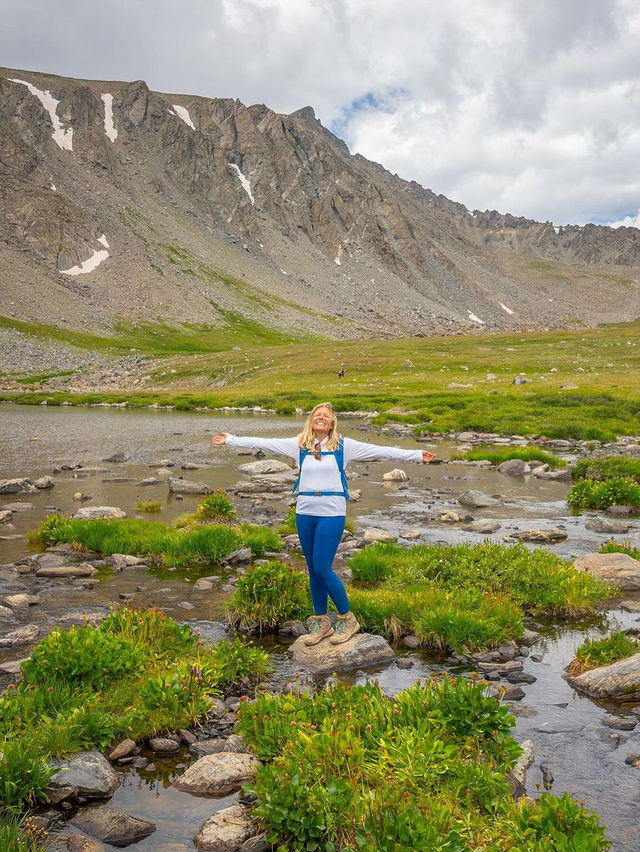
[[11, 78, 73, 151], [101, 93, 117, 142], [228, 163, 255, 205], [168, 105, 196, 130]]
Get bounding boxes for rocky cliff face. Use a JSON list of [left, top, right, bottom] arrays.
[[1, 66, 639, 340]]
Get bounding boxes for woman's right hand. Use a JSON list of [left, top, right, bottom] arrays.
[[211, 433, 228, 445]]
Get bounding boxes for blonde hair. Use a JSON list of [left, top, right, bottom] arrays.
[[298, 402, 340, 451]]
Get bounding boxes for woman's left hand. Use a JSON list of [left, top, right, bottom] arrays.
[[422, 449, 435, 463]]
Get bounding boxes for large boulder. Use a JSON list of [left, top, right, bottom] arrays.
[[573, 552, 640, 590], [497, 459, 530, 476], [193, 805, 258, 851], [565, 652, 640, 702], [48, 750, 119, 799], [72, 808, 155, 846], [173, 753, 259, 796], [585, 517, 632, 534], [509, 528, 567, 543], [0, 478, 36, 494], [36, 562, 97, 578], [75, 506, 127, 520], [362, 528, 397, 543], [290, 631, 396, 674]]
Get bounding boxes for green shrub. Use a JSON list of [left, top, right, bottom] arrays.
[[21, 625, 143, 690], [200, 638, 269, 691], [0, 737, 53, 808], [567, 631, 639, 676], [598, 539, 640, 560], [230, 561, 312, 631], [239, 523, 282, 555], [567, 477, 640, 511], [136, 500, 162, 513], [571, 457, 640, 483], [237, 679, 607, 851], [196, 490, 236, 521]]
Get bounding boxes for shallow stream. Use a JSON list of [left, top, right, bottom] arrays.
[[1, 404, 639, 850]]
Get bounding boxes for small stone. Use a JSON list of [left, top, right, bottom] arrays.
[[624, 753, 640, 766], [601, 716, 637, 731]]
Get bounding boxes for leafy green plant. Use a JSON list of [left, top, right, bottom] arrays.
[[567, 631, 639, 676], [0, 737, 54, 808], [0, 814, 47, 852], [196, 490, 236, 521], [567, 477, 640, 511], [230, 561, 312, 632], [21, 625, 144, 690], [136, 500, 162, 513], [571, 457, 640, 484], [598, 539, 640, 560], [513, 792, 608, 851]]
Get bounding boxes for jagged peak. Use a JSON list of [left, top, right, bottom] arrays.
[[289, 105, 318, 124]]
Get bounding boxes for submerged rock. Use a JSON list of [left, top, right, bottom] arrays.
[[458, 490, 499, 508], [168, 477, 212, 494], [290, 631, 396, 674], [573, 552, 640, 590], [72, 808, 155, 846]]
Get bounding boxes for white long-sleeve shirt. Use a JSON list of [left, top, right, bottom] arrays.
[[225, 433, 422, 516]]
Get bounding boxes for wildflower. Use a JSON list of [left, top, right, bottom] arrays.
[[366, 724, 372, 732], [47, 686, 54, 693], [290, 720, 297, 726], [310, 724, 317, 730]]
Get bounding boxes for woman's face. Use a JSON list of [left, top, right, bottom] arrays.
[[311, 406, 333, 434]]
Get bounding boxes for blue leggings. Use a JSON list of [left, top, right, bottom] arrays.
[[295, 514, 349, 615]]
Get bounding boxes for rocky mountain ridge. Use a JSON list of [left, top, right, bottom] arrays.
[[1, 65, 640, 345]]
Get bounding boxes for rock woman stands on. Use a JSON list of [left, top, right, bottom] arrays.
[[212, 403, 434, 646]]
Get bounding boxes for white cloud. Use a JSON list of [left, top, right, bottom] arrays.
[[2, 0, 640, 224], [608, 210, 640, 229]]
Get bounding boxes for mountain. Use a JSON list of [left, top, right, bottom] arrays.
[[2, 66, 640, 342]]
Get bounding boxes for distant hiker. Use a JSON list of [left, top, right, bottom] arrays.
[[212, 402, 435, 646], [338, 368, 345, 378]]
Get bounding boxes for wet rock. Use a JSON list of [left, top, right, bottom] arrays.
[[193, 804, 257, 851], [540, 763, 554, 789], [507, 672, 537, 684], [103, 452, 127, 462], [399, 529, 421, 539], [2, 593, 40, 607], [173, 753, 259, 796], [149, 737, 180, 754], [573, 552, 640, 590], [3, 501, 35, 511], [0, 477, 37, 494], [75, 506, 127, 519], [625, 753, 640, 766], [520, 629, 542, 646], [73, 492, 92, 501], [149, 459, 174, 468], [585, 517, 632, 534], [362, 528, 397, 543], [508, 528, 567, 543], [0, 623, 39, 647], [565, 652, 640, 701], [36, 562, 97, 578], [168, 477, 212, 495], [109, 554, 145, 570], [72, 808, 155, 846], [533, 469, 572, 482], [226, 548, 253, 565], [0, 509, 13, 523], [620, 600, 640, 612], [401, 635, 421, 648], [34, 475, 55, 489], [497, 641, 518, 660], [382, 468, 408, 481], [67, 834, 107, 852], [396, 657, 414, 669], [440, 511, 462, 523], [278, 619, 307, 637], [477, 659, 523, 674], [134, 476, 164, 486], [607, 505, 637, 516], [290, 631, 395, 674], [238, 459, 291, 475], [458, 490, 499, 508], [108, 739, 137, 762], [511, 739, 534, 787], [462, 520, 501, 533], [497, 459, 530, 476], [49, 750, 119, 798], [601, 715, 637, 731]]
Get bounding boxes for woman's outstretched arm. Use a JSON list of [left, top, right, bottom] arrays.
[[343, 436, 434, 464], [211, 433, 300, 461]]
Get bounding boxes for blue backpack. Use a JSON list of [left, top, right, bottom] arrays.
[[291, 437, 350, 500]]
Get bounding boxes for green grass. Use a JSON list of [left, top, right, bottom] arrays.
[[598, 540, 640, 560], [571, 457, 640, 483], [567, 631, 639, 676], [452, 445, 563, 467], [236, 679, 608, 851], [567, 477, 640, 512], [28, 515, 280, 569], [136, 500, 162, 513]]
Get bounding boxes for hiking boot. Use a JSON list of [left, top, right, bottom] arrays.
[[329, 612, 360, 645], [304, 615, 334, 646]]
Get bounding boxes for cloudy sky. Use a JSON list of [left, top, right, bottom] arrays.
[[2, 0, 640, 227]]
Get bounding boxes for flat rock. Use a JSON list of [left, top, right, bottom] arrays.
[[620, 600, 640, 613], [2, 593, 40, 607], [193, 804, 256, 851], [72, 808, 155, 846], [382, 468, 408, 481], [458, 490, 499, 508], [0, 623, 39, 647], [75, 506, 127, 520], [173, 753, 259, 796], [509, 528, 567, 543], [168, 477, 212, 495], [290, 631, 396, 674], [362, 528, 397, 543], [462, 520, 501, 534], [565, 651, 640, 701], [36, 562, 97, 578], [585, 517, 632, 534], [238, 459, 291, 475], [0, 477, 36, 494], [3, 501, 34, 511], [399, 529, 421, 539], [574, 552, 640, 590], [66, 833, 107, 851], [149, 737, 180, 754], [533, 469, 572, 482], [49, 750, 119, 798]]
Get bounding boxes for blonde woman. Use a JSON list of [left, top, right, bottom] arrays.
[[212, 403, 434, 646]]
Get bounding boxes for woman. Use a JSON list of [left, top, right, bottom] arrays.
[[212, 403, 434, 646]]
